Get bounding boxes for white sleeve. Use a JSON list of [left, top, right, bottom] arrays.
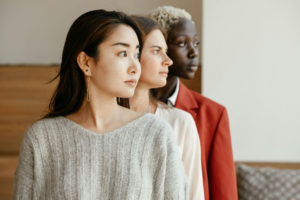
[[181, 114, 205, 200]]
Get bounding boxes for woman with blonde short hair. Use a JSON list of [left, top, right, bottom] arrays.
[[150, 5, 238, 200]]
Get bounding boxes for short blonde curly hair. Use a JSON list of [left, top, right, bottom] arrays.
[[149, 5, 194, 34]]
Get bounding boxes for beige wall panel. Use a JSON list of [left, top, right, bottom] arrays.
[[0, 66, 58, 154]]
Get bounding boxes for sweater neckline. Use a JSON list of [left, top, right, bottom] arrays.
[[58, 113, 151, 136]]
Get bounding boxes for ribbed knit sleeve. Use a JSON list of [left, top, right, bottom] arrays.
[[14, 127, 34, 200]]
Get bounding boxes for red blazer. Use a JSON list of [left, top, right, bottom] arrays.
[[175, 81, 238, 200]]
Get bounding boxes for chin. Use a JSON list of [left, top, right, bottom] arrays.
[[117, 89, 135, 98], [146, 78, 166, 89], [154, 80, 167, 88], [181, 71, 196, 80]]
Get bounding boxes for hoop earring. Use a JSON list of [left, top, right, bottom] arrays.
[[86, 76, 90, 102]]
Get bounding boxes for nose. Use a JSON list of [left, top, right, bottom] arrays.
[[163, 54, 173, 67], [188, 44, 199, 59], [128, 57, 141, 75]]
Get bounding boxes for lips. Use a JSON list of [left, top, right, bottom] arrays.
[[124, 79, 137, 87], [159, 71, 169, 77], [187, 64, 198, 72]]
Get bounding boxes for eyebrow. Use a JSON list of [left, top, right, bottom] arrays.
[[175, 34, 198, 38], [112, 42, 140, 49], [150, 45, 162, 49], [151, 45, 168, 51]]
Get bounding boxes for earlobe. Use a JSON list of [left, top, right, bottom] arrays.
[[84, 67, 91, 76], [77, 51, 91, 76]]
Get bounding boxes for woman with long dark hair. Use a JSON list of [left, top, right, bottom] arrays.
[[14, 9, 188, 199]]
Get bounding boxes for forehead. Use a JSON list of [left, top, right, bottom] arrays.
[[103, 24, 139, 47], [144, 29, 167, 47], [168, 19, 197, 39]]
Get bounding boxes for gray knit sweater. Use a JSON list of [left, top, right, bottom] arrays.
[[14, 113, 188, 200]]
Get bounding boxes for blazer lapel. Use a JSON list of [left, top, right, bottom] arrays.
[[175, 81, 199, 119]]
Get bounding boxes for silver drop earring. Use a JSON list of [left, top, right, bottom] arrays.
[[85, 68, 90, 102], [86, 76, 90, 102]]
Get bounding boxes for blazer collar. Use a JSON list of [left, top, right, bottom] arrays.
[[175, 81, 199, 112]]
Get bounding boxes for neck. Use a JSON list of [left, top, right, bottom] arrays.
[[68, 87, 120, 130], [130, 82, 156, 114], [153, 76, 178, 103]]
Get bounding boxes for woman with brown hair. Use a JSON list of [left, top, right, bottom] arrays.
[[127, 15, 204, 200], [14, 9, 188, 199]]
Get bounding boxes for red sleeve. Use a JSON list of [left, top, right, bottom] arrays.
[[208, 108, 238, 200]]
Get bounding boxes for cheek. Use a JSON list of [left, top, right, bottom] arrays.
[[170, 51, 187, 66], [143, 57, 162, 76], [140, 62, 153, 82], [169, 48, 186, 59], [95, 58, 127, 84]]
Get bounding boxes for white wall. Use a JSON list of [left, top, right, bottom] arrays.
[[203, 0, 300, 161], [0, 0, 202, 64]]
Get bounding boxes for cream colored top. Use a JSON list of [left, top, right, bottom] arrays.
[[155, 103, 205, 200]]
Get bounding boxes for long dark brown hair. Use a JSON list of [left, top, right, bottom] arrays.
[[118, 15, 165, 108], [44, 10, 143, 118]]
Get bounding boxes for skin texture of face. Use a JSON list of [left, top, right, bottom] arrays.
[[167, 18, 200, 79], [87, 25, 141, 98], [140, 29, 173, 88]]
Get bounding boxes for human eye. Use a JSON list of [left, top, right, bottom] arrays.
[[153, 49, 160, 55], [118, 51, 127, 57], [177, 41, 186, 47], [134, 52, 140, 59], [194, 41, 200, 47]]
